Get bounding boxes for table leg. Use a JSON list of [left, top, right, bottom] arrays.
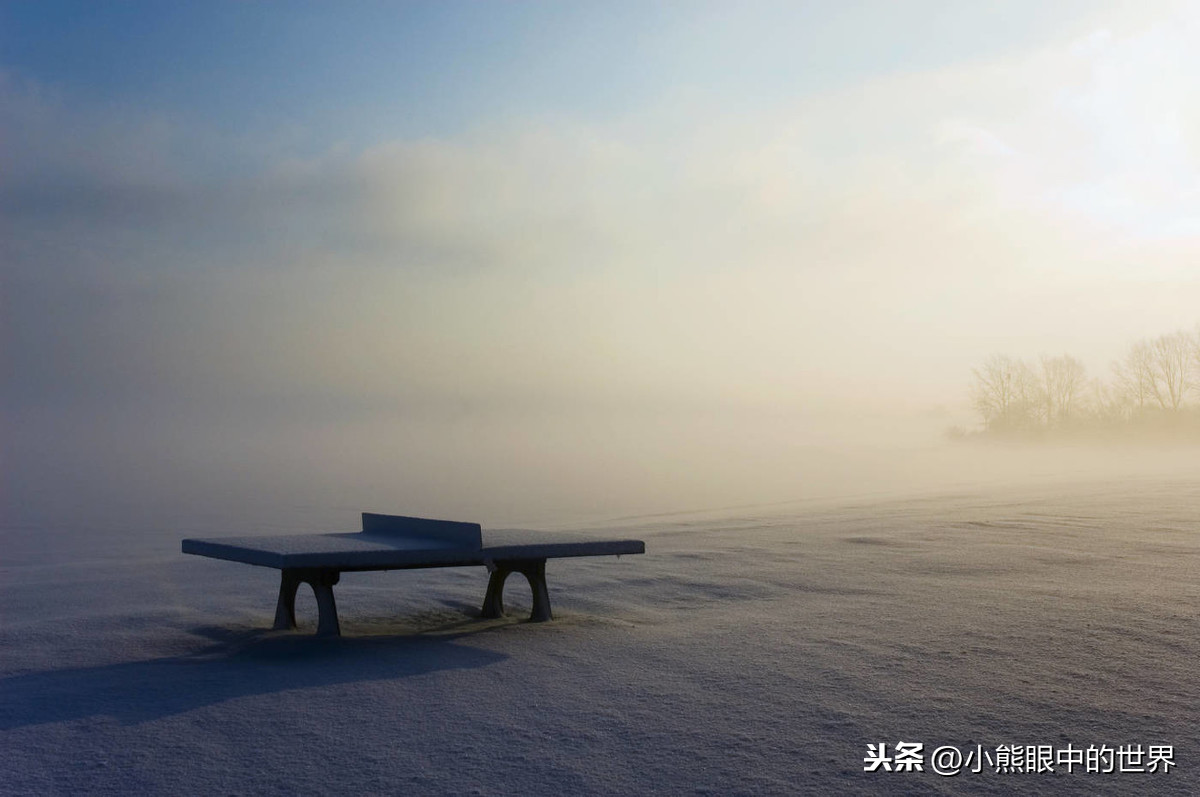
[[480, 558, 552, 622], [273, 569, 302, 630], [273, 568, 342, 636]]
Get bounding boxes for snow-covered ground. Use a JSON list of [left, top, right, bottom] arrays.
[[3, 477, 1199, 795]]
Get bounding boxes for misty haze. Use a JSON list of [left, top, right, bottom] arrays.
[[3, 2, 1200, 795]]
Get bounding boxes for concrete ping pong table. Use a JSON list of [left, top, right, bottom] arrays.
[[182, 513, 645, 636]]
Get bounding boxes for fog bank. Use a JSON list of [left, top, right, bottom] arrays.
[[4, 2, 1199, 530]]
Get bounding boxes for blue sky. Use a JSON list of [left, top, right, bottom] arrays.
[[1, 1, 1113, 149]]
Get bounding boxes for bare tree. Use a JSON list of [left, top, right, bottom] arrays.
[[971, 354, 1038, 431], [1039, 354, 1087, 427], [1149, 331, 1193, 411], [1088, 377, 1130, 425], [967, 325, 1200, 440], [1113, 340, 1156, 415]]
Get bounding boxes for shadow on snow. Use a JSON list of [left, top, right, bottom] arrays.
[[0, 617, 512, 729]]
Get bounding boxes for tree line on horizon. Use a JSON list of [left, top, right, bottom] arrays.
[[965, 325, 1200, 441]]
